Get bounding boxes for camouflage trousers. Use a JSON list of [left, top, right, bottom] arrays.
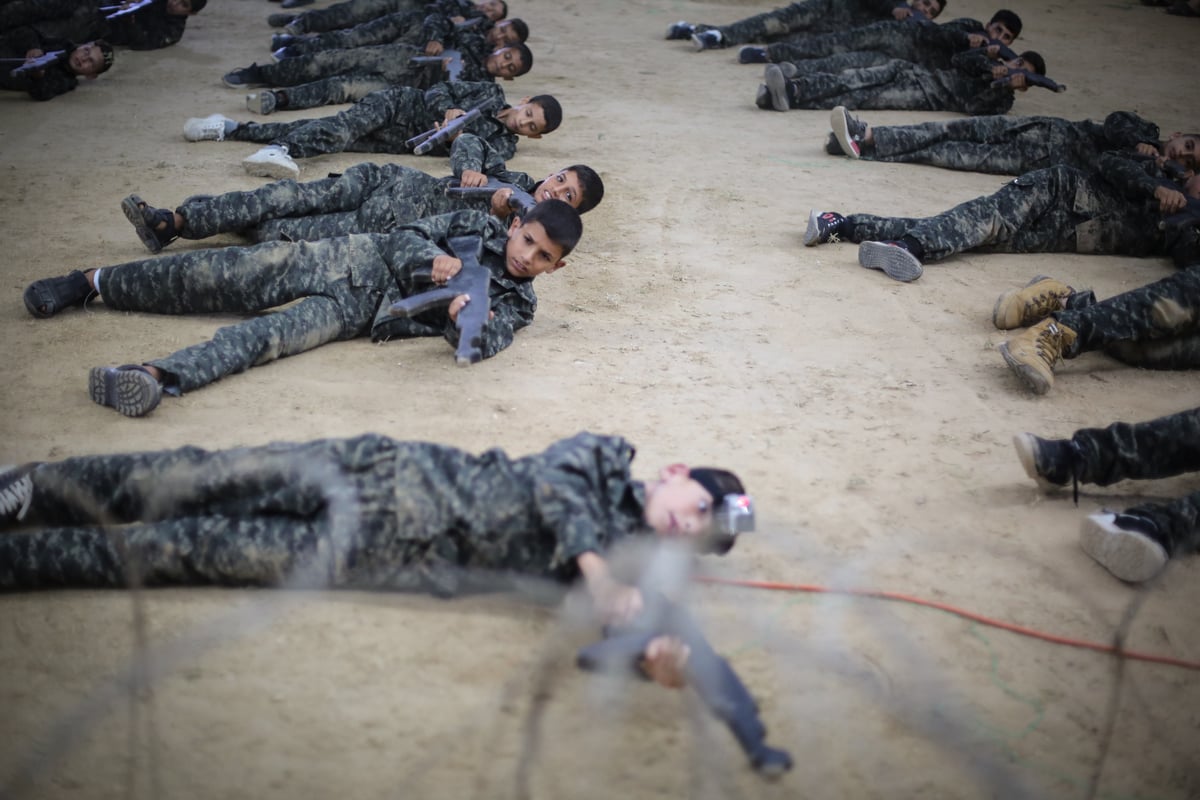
[[699, 0, 865, 45], [1067, 407, 1200, 556], [228, 85, 428, 157], [1057, 265, 1200, 369], [288, 0, 422, 34], [283, 8, 425, 55], [779, 59, 961, 112], [256, 43, 424, 89], [272, 75, 403, 112], [866, 116, 1101, 175], [99, 235, 389, 392], [0, 436, 460, 592], [178, 162, 447, 242], [843, 165, 1163, 262], [766, 23, 926, 64]]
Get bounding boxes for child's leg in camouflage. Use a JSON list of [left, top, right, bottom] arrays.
[[841, 214, 922, 244], [1121, 490, 1200, 558], [870, 117, 1058, 174], [292, 0, 411, 34], [274, 75, 393, 111], [1068, 407, 1200, 486], [712, 0, 828, 45]]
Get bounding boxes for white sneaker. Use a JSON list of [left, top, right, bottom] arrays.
[[183, 113, 235, 142], [0, 463, 37, 523], [1079, 511, 1169, 583], [242, 145, 299, 179]]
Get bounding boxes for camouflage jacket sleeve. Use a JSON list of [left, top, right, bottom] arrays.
[[449, 131, 511, 176], [950, 49, 1014, 116], [106, 8, 187, 50], [1097, 150, 1170, 201], [423, 79, 506, 117], [528, 433, 642, 571], [23, 38, 78, 101], [1102, 111, 1161, 152]]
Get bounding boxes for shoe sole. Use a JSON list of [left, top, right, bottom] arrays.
[[803, 209, 822, 247], [0, 464, 36, 523], [857, 241, 922, 282], [246, 92, 275, 114], [89, 367, 162, 417], [1011, 433, 1065, 490], [1079, 517, 1168, 582], [120, 194, 164, 254], [764, 65, 789, 112], [242, 154, 299, 180], [998, 342, 1051, 395], [830, 106, 861, 159]]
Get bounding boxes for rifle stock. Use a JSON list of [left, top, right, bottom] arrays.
[[386, 235, 492, 365], [444, 178, 536, 216], [577, 592, 793, 778]]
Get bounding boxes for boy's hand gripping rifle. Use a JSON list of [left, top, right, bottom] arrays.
[[7, 50, 65, 76], [992, 69, 1066, 93], [444, 178, 535, 216], [404, 99, 497, 156], [386, 235, 492, 366]]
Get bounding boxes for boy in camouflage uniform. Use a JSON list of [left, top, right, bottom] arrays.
[[0, 29, 113, 100], [270, 8, 525, 59], [0, 0, 206, 51], [826, 108, 1198, 175], [1010, 407, 1200, 583], [0, 431, 748, 684], [758, 48, 1041, 115], [665, 0, 942, 51], [803, 153, 1199, 282], [748, 9, 1020, 69], [121, 161, 605, 252], [274, 0, 505, 37], [994, 265, 1200, 394], [22, 202, 582, 417], [182, 80, 561, 180]]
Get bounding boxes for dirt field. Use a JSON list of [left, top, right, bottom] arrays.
[[1, 0, 1198, 798]]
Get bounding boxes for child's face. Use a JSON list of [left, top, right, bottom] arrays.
[[643, 467, 717, 540], [475, 0, 505, 21], [535, 169, 585, 209], [1164, 134, 1199, 171], [485, 47, 524, 79], [986, 20, 1015, 45], [486, 20, 521, 47], [68, 42, 106, 76], [504, 100, 548, 137], [503, 217, 565, 278], [909, 0, 942, 18]]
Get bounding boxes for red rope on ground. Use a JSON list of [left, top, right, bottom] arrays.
[[697, 575, 1200, 671]]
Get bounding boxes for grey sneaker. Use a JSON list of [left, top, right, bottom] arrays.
[[830, 106, 868, 159], [857, 241, 923, 282], [1080, 511, 1169, 582], [183, 113, 234, 142], [89, 365, 162, 417], [0, 463, 38, 523], [665, 21, 694, 39], [242, 145, 299, 179], [246, 91, 277, 115], [764, 64, 790, 112], [691, 29, 723, 50]]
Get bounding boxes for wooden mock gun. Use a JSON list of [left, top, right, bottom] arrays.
[[386, 234, 493, 366], [577, 590, 794, 779], [444, 178, 536, 216]]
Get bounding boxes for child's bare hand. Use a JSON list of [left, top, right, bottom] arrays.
[[431, 255, 462, 284], [442, 108, 466, 125], [641, 636, 691, 689], [991, 65, 1009, 79], [490, 188, 513, 216], [1155, 185, 1187, 214], [424, 40, 443, 56], [985, 44, 1000, 58], [892, 6, 911, 20], [1008, 72, 1028, 90], [448, 294, 494, 323], [967, 33, 986, 48], [1134, 142, 1160, 159], [459, 169, 488, 188], [590, 580, 644, 625]]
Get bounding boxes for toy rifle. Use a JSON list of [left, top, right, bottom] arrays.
[[6, 50, 65, 76], [991, 69, 1066, 93], [577, 589, 793, 778], [404, 99, 497, 156], [409, 48, 464, 82], [904, 7, 935, 25], [102, 0, 157, 19], [444, 177, 535, 216], [454, 16, 483, 29], [386, 234, 492, 365]]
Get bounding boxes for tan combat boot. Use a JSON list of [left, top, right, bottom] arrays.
[[992, 275, 1074, 330], [998, 318, 1077, 394]]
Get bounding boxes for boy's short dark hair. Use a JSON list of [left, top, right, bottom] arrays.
[[191, 0, 207, 12], [929, 0, 946, 16], [96, 40, 114, 73], [565, 165, 605, 214], [522, 198, 582, 257], [1020, 50, 1046, 76], [512, 42, 533, 76], [990, 9, 1022, 37], [689, 467, 747, 555], [495, 0, 508, 20], [509, 18, 529, 42], [530, 94, 562, 133]]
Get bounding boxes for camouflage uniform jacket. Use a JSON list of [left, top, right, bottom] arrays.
[[370, 208, 538, 360], [425, 80, 520, 173]]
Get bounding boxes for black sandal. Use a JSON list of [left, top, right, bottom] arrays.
[[121, 194, 179, 253], [23, 270, 95, 319]]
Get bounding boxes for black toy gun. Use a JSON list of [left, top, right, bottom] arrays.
[[7, 50, 65, 76], [577, 590, 793, 778], [992, 69, 1066, 93], [444, 177, 535, 216], [102, 0, 156, 19], [386, 234, 492, 365], [404, 100, 496, 156], [904, 7, 935, 25], [409, 48, 464, 82]]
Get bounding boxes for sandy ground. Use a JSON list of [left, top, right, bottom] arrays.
[[1, 0, 1198, 797]]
